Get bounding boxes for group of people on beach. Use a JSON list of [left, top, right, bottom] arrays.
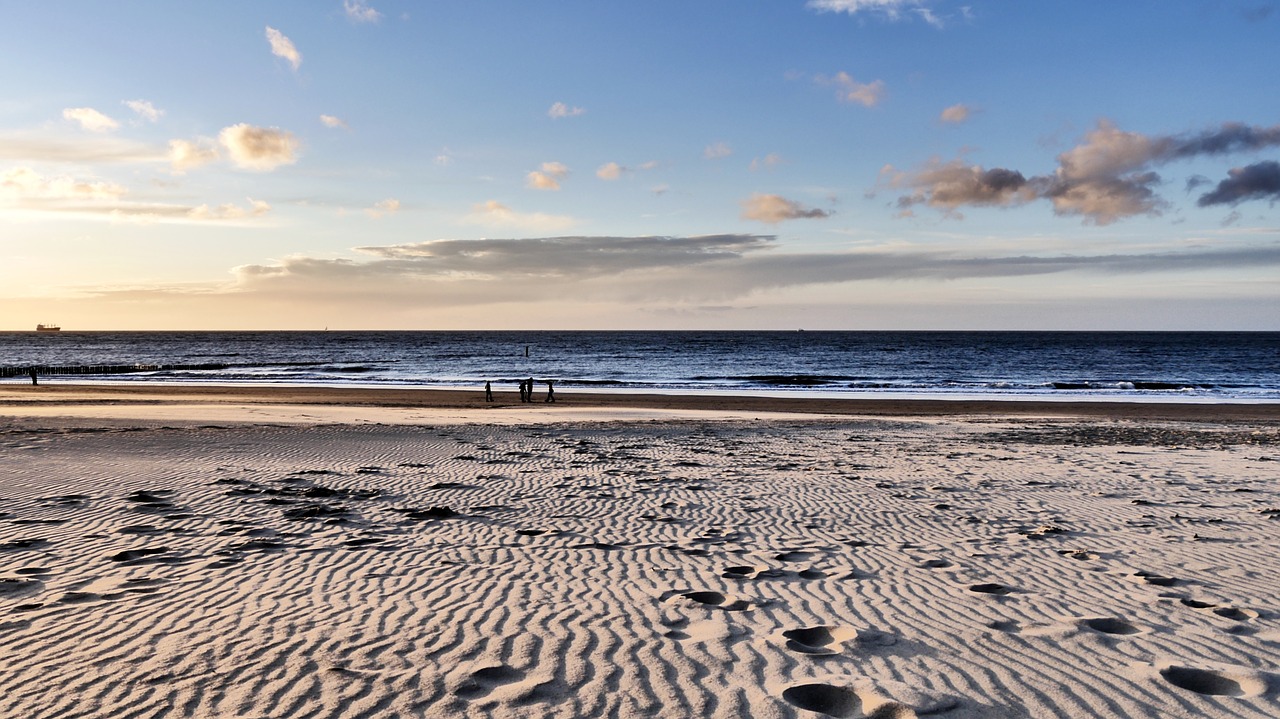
[[483, 378, 554, 403]]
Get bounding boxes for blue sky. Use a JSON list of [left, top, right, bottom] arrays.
[[2, 0, 1278, 330]]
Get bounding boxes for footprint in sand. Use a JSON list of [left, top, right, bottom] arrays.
[[1159, 665, 1269, 698], [968, 582, 1015, 596], [669, 590, 752, 612], [455, 665, 526, 700], [1133, 571, 1180, 587], [1081, 617, 1141, 635], [781, 683, 918, 718]]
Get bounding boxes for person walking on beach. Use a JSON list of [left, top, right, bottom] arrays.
[[527, 377, 534, 403], [545, 380, 555, 403], [518, 379, 527, 402], [29, 367, 37, 386], [484, 381, 493, 402]]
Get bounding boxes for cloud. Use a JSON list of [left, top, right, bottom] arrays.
[[1, 166, 127, 201], [891, 160, 1036, 213], [889, 120, 1280, 224], [817, 72, 885, 107], [1197, 161, 1280, 206], [168, 139, 220, 172], [1, 168, 273, 225], [215, 233, 1280, 314], [62, 107, 120, 133], [806, 0, 936, 24], [526, 161, 569, 190], [0, 136, 165, 164], [548, 102, 585, 119], [187, 198, 272, 221], [365, 197, 401, 218], [704, 142, 733, 160], [750, 153, 783, 171], [597, 162, 625, 180], [435, 148, 454, 167], [124, 100, 163, 123], [320, 114, 349, 129], [741, 193, 832, 223], [459, 200, 576, 233], [939, 104, 970, 124], [343, 0, 382, 23], [218, 124, 299, 171], [265, 26, 302, 70]]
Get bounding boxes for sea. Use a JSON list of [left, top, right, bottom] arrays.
[[2, 331, 1278, 402]]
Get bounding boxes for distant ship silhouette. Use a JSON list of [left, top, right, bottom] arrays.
[[36, 323, 61, 332]]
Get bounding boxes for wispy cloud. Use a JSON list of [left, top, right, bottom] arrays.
[[2, 166, 126, 201], [124, 100, 163, 123], [526, 161, 569, 190], [459, 200, 576, 233], [265, 26, 302, 70], [704, 141, 733, 160], [218, 124, 299, 171], [343, 0, 382, 23], [597, 162, 625, 180], [365, 197, 400, 218], [167, 139, 220, 172], [320, 114, 349, 129], [889, 120, 1280, 224], [750, 153, 783, 171], [939, 103, 970, 124], [0, 135, 165, 164], [816, 72, 885, 107], [741, 193, 831, 223], [807, 0, 938, 24], [548, 102, 585, 119], [62, 107, 119, 133]]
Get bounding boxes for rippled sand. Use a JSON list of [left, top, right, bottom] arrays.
[[1, 389, 1278, 718]]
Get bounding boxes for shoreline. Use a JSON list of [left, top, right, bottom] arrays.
[[2, 381, 1279, 423]]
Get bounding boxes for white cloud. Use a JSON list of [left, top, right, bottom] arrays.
[[940, 103, 970, 123], [638, 160, 660, 171], [365, 197, 400, 218], [740, 193, 832, 223], [460, 200, 576, 232], [547, 102, 585, 119], [0, 135, 164, 164], [818, 72, 885, 107], [320, 114, 349, 129], [526, 161, 569, 190], [62, 107, 120, 133], [750, 153, 783, 171], [806, 0, 933, 23], [704, 142, 733, 160], [435, 148, 454, 167], [218, 124, 299, 171], [343, 0, 382, 23], [597, 162, 625, 180], [1, 166, 126, 201], [124, 100, 163, 123], [168, 139, 220, 172], [265, 26, 302, 70], [188, 198, 272, 221]]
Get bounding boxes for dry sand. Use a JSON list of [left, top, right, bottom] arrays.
[[2, 384, 1279, 718]]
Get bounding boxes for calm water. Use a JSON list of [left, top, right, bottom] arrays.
[[2, 331, 1278, 401]]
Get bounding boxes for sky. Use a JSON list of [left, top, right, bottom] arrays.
[[2, 0, 1278, 331]]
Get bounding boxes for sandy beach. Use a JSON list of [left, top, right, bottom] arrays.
[[2, 384, 1278, 718]]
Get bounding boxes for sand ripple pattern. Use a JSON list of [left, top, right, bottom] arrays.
[[1, 417, 1279, 718]]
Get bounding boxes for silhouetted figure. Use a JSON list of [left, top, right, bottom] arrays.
[[527, 377, 534, 403], [29, 368, 38, 386], [545, 380, 555, 403], [484, 381, 493, 402], [518, 380, 527, 402]]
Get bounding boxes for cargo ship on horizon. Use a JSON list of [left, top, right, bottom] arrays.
[[35, 324, 61, 332]]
